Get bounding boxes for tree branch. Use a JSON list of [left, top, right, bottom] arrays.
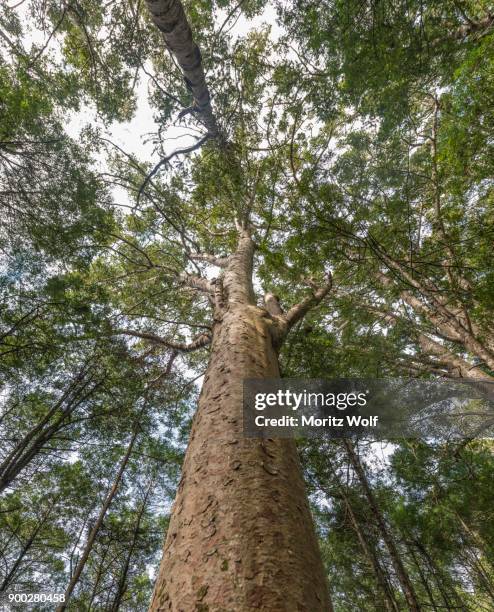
[[189, 253, 229, 268], [264, 292, 284, 316], [179, 272, 214, 293], [417, 334, 493, 380], [113, 329, 211, 352], [143, 0, 220, 136], [284, 273, 333, 331], [137, 133, 211, 205]]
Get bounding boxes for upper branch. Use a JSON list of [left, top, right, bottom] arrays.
[[137, 133, 211, 204], [179, 272, 215, 293], [144, 0, 220, 136]]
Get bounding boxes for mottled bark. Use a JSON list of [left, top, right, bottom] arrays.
[[144, 0, 219, 136], [150, 229, 332, 611]]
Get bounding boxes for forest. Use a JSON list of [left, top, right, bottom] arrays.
[[0, 0, 493, 610]]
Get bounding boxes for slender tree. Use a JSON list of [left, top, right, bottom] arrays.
[[58, 428, 140, 610], [343, 440, 420, 611]]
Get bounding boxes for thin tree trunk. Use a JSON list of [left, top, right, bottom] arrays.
[[406, 541, 439, 611], [343, 439, 421, 612], [56, 429, 139, 611], [461, 547, 494, 604], [111, 480, 153, 611], [0, 375, 101, 492], [87, 542, 112, 611], [412, 539, 467, 611], [68, 508, 93, 582], [341, 489, 399, 612], [149, 228, 332, 611], [0, 504, 54, 591], [317, 454, 398, 612]]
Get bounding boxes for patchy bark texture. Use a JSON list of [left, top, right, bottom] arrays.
[[144, 0, 219, 136], [149, 229, 331, 611]]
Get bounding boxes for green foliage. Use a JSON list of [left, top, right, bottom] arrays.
[[1, 0, 494, 609]]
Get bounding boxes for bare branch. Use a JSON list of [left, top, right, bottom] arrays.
[[114, 329, 211, 353], [374, 267, 494, 369], [417, 334, 493, 380], [189, 253, 229, 268], [179, 273, 214, 293], [27, 7, 68, 69], [284, 273, 333, 331], [137, 133, 211, 205]]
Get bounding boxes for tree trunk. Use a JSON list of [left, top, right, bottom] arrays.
[[316, 454, 397, 612], [150, 229, 331, 610], [0, 503, 54, 591], [412, 539, 467, 611], [405, 542, 439, 611], [0, 371, 101, 492], [144, 0, 219, 136], [111, 480, 153, 611], [57, 428, 139, 611], [87, 542, 111, 611], [341, 491, 399, 612], [343, 440, 421, 612]]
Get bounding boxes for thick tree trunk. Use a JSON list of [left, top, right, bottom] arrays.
[[343, 440, 421, 612], [150, 230, 331, 610]]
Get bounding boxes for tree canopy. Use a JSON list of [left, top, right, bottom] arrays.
[[1, 0, 493, 609]]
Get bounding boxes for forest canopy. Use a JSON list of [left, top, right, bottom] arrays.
[[0, 0, 493, 610]]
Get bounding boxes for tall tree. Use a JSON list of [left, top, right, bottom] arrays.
[[2, 1, 494, 610], [141, 222, 333, 610]]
